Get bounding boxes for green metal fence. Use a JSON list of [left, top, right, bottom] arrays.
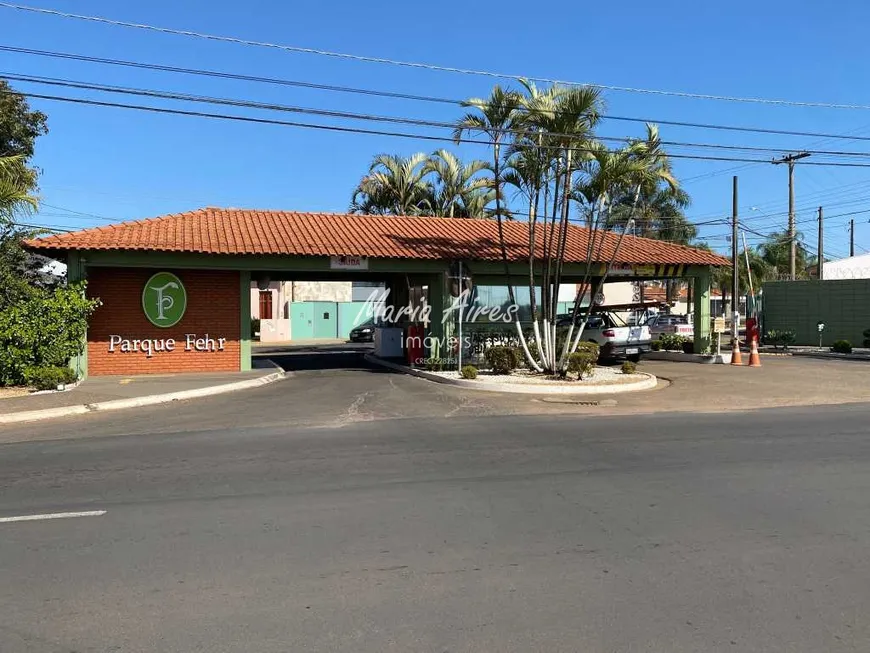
[[761, 279, 870, 346]]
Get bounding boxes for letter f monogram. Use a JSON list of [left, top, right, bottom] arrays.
[[151, 282, 178, 321]]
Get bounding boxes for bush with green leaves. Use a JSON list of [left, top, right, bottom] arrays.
[[459, 364, 478, 380], [574, 340, 600, 360], [0, 282, 99, 386], [764, 329, 796, 350], [567, 351, 596, 379], [24, 365, 77, 391], [483, 345, 518, 375], [831, 339, 853, 354], [659, 333, 689, 351], [621, 360, 637, 374], [862, 328, 870, 349], [650, 340, 662, 351]]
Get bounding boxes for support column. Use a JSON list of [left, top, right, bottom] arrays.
[[426, 272, 445, 338], [240, 271, 252, 371], [693, 267, 712, 354], [67, 252, 88, 379]]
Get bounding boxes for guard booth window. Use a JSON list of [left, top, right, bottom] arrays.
[[258, 290, 273, 320]]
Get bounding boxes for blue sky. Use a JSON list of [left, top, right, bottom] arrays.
[[5, 0, 870, 259]]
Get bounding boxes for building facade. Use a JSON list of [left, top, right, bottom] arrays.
[[24, 208, 726, 376]]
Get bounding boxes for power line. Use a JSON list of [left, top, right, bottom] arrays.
[[6, 2, 870, 111], [2, 88, 837, 167], [15, 72, 870, 159], [13, 221, 73, 232], [11, 83, 870, 168], [12, 44, 870, 144]]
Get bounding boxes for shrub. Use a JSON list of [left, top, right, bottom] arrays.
[[650, 340, 662, 351], [574, 341, 600, 360], [659, 333, 689, 351], [567, 351, 596, 379], [24, 365, 77, 391], [0, 282, 100, 387], [512, 347, 528, 369], [863, 328, 870, 348], [621, 360, 637, 374], [832, 339, 853, 354], [459, 364, 478, 380], [483, 345, 518, 375], [764, 329, 796, 351], [681, 340, 694, 354]]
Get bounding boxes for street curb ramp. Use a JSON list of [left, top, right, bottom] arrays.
[[0, 369, 285, 425]]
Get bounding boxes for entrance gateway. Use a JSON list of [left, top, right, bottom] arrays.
[[24, 208, 728, 377]]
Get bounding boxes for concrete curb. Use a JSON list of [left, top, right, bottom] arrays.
[[0, 369, 285, 425], [645, 351, 731, 364], [790, 351, 870, 363], [365, 354, 658, 395]]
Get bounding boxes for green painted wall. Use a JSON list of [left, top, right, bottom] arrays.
[[762, 279, 870, 346], [239, 271, 252, 371], [693, 268, 712, 354], [66, 252, 89, 378]]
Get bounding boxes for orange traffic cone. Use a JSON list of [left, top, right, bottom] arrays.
[[748, 336, 762, 367], [730, 337, 743, 366]]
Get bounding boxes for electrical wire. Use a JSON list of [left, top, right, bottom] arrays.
[[13, 72, 870, 159], [11, 87, 870, 168], [10, 45, 870, 144], [5, 2, 870, 111]]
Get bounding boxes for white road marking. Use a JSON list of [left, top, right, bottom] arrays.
[[0, 510, 106, 523]]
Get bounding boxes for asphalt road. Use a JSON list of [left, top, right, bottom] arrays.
[[3, 397, 870, 651]]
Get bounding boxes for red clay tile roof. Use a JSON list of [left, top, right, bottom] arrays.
[[25, 208, 729, 266]]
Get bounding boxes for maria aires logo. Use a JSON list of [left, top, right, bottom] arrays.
[[142, 272, 187, 327]]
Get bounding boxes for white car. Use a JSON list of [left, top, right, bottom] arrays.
[[558, 312, 652, 361]]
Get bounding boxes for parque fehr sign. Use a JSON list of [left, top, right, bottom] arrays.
[[107, 272, 227, 358], [142, 271, 187, 327]]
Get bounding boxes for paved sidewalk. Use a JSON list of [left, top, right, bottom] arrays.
[[614, 356, 870, 414], [0, 360, 284, 423]]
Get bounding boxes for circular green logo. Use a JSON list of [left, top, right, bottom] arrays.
[[142, 272, 187, 328]]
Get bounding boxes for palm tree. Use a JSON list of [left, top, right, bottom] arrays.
[[453, 86, 523, 306], [0, 155, 38, 219], [350, 153, 433, 216], [422, 149, 492, 218]]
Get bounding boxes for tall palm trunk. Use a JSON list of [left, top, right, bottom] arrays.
[[492, 141, 515, 307]]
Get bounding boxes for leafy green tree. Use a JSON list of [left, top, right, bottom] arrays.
[[0, 155, 51, 309], [421, 149, 493, 218], [349, 151, 494, 217], [0, 80, 48, 192], [758, 230, 811, 279], [350, 153, 432, 216], [0, 281, 100, 385]]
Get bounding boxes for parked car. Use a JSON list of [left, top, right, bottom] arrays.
[[348, 318, 376, 343], [644, 313, 694, 340], [557, 312, 652, 361]]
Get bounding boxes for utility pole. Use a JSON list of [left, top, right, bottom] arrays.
[[818, 207, 824, 280], [773, 152, 811, 280], [730, 176, 742, 365], [850, 218, 855, 257]]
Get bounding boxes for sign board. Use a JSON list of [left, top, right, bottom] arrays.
[[607, 263, 657, 277], [142, 272, 186, 327], [713, 317, 726, 333], [330, 255, 369, 270]]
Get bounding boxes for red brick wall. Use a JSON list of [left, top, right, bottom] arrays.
[[86, 268, 241, 376]]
